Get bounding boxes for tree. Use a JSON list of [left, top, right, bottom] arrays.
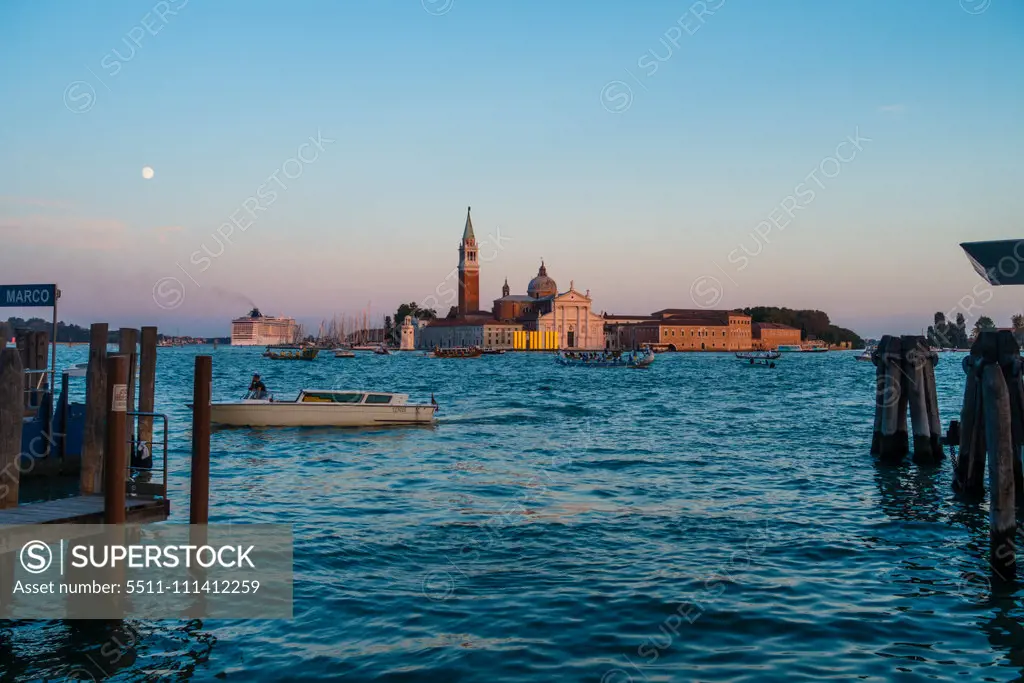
[[927, 311, 954, 348], [973, 315, 996, 338], [1012, 314, 1024, 330], [955, 313, 969, 348], [384, 315, 394, 343]]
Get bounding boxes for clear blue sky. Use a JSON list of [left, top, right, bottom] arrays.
[[1, 0, 1022, 337]]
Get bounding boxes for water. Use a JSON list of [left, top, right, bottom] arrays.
[[4, 347, 1024, 682]]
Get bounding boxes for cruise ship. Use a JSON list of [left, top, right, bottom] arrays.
[[230, 308, 299, 346]]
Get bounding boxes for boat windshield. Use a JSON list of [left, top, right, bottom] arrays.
[[301, 392, 364, 403], [364, 394, 392, 404]]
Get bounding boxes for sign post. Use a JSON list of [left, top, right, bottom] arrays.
[[0, 284, 61, 456]]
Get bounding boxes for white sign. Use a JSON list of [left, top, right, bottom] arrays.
[[112, 384, 128, 412]]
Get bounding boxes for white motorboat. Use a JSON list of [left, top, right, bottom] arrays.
[[856, 345, 876, 362], [208, 389, 438, 427], [334, 349, 356, 358]]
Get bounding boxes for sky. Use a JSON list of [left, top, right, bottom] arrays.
[[0, 0, 1022, 338]]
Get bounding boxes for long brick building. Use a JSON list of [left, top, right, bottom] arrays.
[[605, 310, 801, 351]]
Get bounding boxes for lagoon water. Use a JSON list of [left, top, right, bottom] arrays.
[[5, 346, 1024, 682]]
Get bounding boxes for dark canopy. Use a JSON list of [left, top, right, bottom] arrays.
[[961, 240, 1024, 285]]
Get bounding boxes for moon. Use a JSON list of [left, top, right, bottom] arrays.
[[142, 166, 155, 180]]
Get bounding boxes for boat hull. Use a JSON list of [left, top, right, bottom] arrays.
[[209, 402, 436, 427]]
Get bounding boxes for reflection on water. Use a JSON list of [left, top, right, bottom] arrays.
[[5, 348, 1024, 681]]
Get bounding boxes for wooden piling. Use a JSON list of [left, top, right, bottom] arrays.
[[119, 328, 139, 451], [871, 340, 884, 455], [138, 326, 158, 451], [190, 355, 212, 525], [954, 354, 986, 497], [922, 343, 944, 461], [0, 348, 23, 509], [901, 336, 942, 465], [877, 336, 908, 463], [104, 354, 129, 524], [80, 323, 109, 495], [982, 361, 1016, 581]]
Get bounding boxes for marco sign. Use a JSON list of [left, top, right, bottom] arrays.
[[0, 284, 58, 308]]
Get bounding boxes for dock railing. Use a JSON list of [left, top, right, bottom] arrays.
[[126, 410, 169, 500]]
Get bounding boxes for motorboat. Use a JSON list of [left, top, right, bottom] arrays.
[[432, 346, 483, 358], [556, 348, 655, 368], [736, 350, 780, 361], [334, 349, 356, 358], [374, 345, 391, 355], [856, 346, 875, 362], [481, 349, 506, 355], [208, 389, 438, 427], [264, 345, 319, 361]]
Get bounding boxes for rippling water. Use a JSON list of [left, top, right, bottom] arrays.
[[5, 346, 1024, 682]]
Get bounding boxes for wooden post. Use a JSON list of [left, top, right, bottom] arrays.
[[982, 360, 1016, 582], [903, 336, 942, 465], [15, 329, 29, 410], [922, 343, 944, 461], [138, 326, 158, 452], [190, 355, 212, 525], [870, 337, 885, 455], [955, 353, 987, 497], [104, 354, 128, 523], [80, 323, 109, 495], [119, 328, 139, 453], [33, 330, 51, 459], [1007, 356, 1024, 495], [878, 336, 907, 463], [0, 348, 23, 509]]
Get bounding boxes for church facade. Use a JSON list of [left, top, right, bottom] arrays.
[[420, 209, 605, 350]]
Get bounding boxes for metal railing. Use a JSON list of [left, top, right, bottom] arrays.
[[21, 368, 55, 410], [125, 411, 169, 500]]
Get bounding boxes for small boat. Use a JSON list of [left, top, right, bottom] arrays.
[[432, 346, 483, 358], [334, 349, 356, 358], [208, 389, 438, 427], [556, 348, 654, 368], [481, 349, 506, 355], [744, 358, 777, 368], [374, 345, 391, 355], [736, 351, 780, 361], [856, 346, 875, 362], [265, 345, 319, 361]]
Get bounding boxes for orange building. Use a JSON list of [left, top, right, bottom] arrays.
[[752, 322, 802, 350]]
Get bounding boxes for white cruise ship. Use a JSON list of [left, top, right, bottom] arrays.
[[230, 308, 299, 346]]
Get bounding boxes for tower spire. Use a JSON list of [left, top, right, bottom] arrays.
[[463, 206, 475, 241]]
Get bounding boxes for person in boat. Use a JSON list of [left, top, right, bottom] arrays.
[[248, 373, 268, 399]]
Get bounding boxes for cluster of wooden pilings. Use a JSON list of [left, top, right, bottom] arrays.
[[871, 335, 944, 465], [953, 329, 1023, 581], [0, 323, 212, 525]]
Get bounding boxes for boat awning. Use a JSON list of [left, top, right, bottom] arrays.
[[961, 240, 1024, 285]]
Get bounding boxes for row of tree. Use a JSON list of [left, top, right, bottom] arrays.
[[741, 307, 864, 347], [925, 312, 1024, 349]]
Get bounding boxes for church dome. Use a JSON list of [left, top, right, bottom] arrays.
[[527, 261, 558, 298]]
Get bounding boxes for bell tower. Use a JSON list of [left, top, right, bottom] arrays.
[[458, 206, 479, 315]]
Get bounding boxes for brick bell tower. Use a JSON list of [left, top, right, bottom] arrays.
[[458, 206, 479, 315]]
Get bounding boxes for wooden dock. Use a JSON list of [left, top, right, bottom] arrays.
[[0, 495, 168, 525]]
